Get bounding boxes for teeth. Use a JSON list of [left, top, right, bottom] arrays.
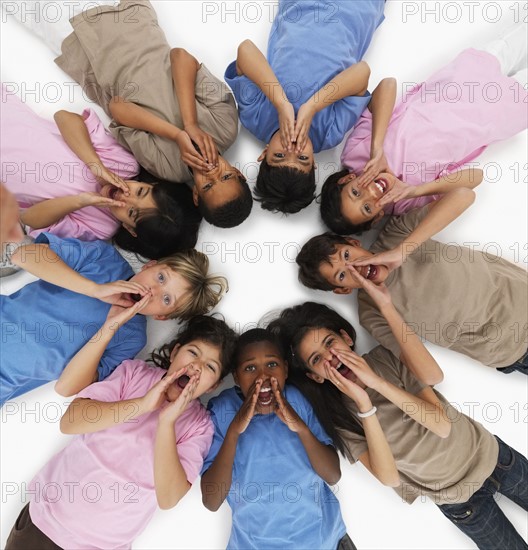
[[366, 265, 372, 278], [374, 182, 384, 194], [260, 387, 271, 393]]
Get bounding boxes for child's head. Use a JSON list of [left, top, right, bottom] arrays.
[[233, 328, 288, 415], [150, 315, 238, 401], [268, 302, 364, 450], [191, 156, 253, 228], [112, 179, 201, 259], [255, 132, 316, 214], [129, 249, 228, 320], [296, 233, 390, 293], [320, 169, 389, 234]]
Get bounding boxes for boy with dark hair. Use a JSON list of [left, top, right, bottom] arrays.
[[225, 0, 385, 214], [297, 190, 528, 375]]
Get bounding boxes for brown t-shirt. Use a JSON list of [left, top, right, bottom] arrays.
[[358, 206, 528, 368], [340, 346, 498, 505], [55, 0, 238, 183]]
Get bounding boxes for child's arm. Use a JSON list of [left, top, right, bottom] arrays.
[[201, 381, 261, 511], [347, 267, 443, 386], [270, 378, 341, 485], [55, 296, 151, 397], [60, 369, 181, 434], [108, 97, 211, 172], [353, 187, 476, 271], [54, 110, 129, 192], [328, 350, 451, 438], [322, 364, 399, 486], [20, 194, 125, 230], [356, 78, 397, 186], [294, 61, 371, 151], [235, 40, 296, 149], [10, 243, 149, 306], [376, 169, 484, 207], [154, 372, 200, 509], [170, 48, 218, 167]]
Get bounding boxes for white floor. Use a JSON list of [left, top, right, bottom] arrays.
[[1, 1, 527, 549]]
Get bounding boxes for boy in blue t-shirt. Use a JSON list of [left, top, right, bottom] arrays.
[[201, 328, 355, 549], [1, 233, 227, 405], [225, 0, 385, 214]]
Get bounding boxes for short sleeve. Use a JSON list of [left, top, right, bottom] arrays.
[[35, 232, 114, 272], [77, 360, 137, 402], [381, 206, 431, 241], [200, 397, 228, 475], [98, 315, 147, 381], [224, 61, 277, 144], [176, 409, 214, 484], [358, 292, 401, 359], [82, 109, 140, 179], [338, 427, 367, 463]]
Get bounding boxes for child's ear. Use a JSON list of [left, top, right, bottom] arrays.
[[232, 371, 239, 385], [154, 315, 169, 321], [169, 344, 181, 361], [257, 145, 268, 162], [192, 186, 199, 206], [306, 372, 324, 384], [339, 329, 354, 347], [122, 223, 137, 238], [338, 172, 356, 185], [141, 260, 157, 271], [333, 287, 353, 295]]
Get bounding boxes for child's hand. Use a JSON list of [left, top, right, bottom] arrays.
[[93, 280, 150, 307], [141, 368, 184, 414], [183, 124, 218, 167], [271, 378, 304, 433], [345, 265, 393, 310], [78, 192, 126, 209], [89, 162, 129, 196], [357, 148, 390, 187], [323, 357, 372, 412], [102, 293, 152, 334], [277, 101, 296, 151], [375, 174, 414, 207], [351, 245, 405, 273], [294, 102, 316, 153], [175, 131, 214, 172], [158, 372, 200, 425], [331, 348, 381, 391], [230, 379, 262, 435]]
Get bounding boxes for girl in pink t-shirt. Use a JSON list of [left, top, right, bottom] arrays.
[[320, 22, 527, 235], [4, 316, 237, 550], [1, 88, 201, 259]]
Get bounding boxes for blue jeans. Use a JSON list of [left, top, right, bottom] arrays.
[[498, 349, 528, 375], [438, 437, 528, 550]]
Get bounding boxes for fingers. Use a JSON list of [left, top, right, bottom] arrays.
[[271, 377, 284, 408], [182, 153, 211, 172], [356, 163, 375, 188], [97, 197, 127, 208], [345, 264, 367, 287], [203, 136, 218, 167], [376, 190, 401, 207], [323, 360, 347, 391]]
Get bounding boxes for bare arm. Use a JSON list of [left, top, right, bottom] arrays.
[[412, 168, 483, 196]]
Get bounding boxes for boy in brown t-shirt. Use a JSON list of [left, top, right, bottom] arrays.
[[296, 189, 528, 374]]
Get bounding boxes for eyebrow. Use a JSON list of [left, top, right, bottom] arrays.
[[188, 343, 221, 368], [269, 158, 311, 168], [306, 333, 333, 364]]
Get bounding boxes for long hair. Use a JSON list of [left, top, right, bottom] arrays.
[[268, 302, 365, 455]]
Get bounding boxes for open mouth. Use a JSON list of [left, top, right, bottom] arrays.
[[335, 362, 355, 381], [257, 385, 273, 407], [362, 265, 378, 281], [373, 178, 388, 196], [128, 293, 142, 303], [176, 375, 190, 389]]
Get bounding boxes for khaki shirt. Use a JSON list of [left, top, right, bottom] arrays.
[[56, 0, 238, 183]]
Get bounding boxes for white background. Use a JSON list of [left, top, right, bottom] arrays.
[[1, 1, 527, 549]]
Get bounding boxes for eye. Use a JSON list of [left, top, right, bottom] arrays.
[[325, 337, 335, 348], [267, 361, 278, 368], [244, 364, 256, 372], [273, 153, 285, 159], [189, 349, 198, 357], [311, 354, 320, 366], [221, 173, 233, 181], [338, 271, 346, 282], [163, 294, 171, 306], [207, 364, 217, 373], [203, 183, 213, 191], [365, 205, 372, 214], [136, 187, 142, 197], [344, 250, 349, 261], [158, 272, 165, 283], [298, 155, 309, 161], [128, 208, 135, 219], [352, 189, 359, 197]]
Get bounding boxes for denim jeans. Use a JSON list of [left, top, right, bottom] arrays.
[[498, 349, 528, 375], [438, 437, 528, 550]]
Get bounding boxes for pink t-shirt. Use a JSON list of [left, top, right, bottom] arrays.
[[341, 49, 528, 215], [29, 360, 214, 550], [0, 86, 139, 240]]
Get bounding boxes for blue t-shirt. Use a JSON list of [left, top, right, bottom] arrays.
[[202, 385, 347, 549], [0, 233, 146, 405], [225, 0, 385, 152]]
